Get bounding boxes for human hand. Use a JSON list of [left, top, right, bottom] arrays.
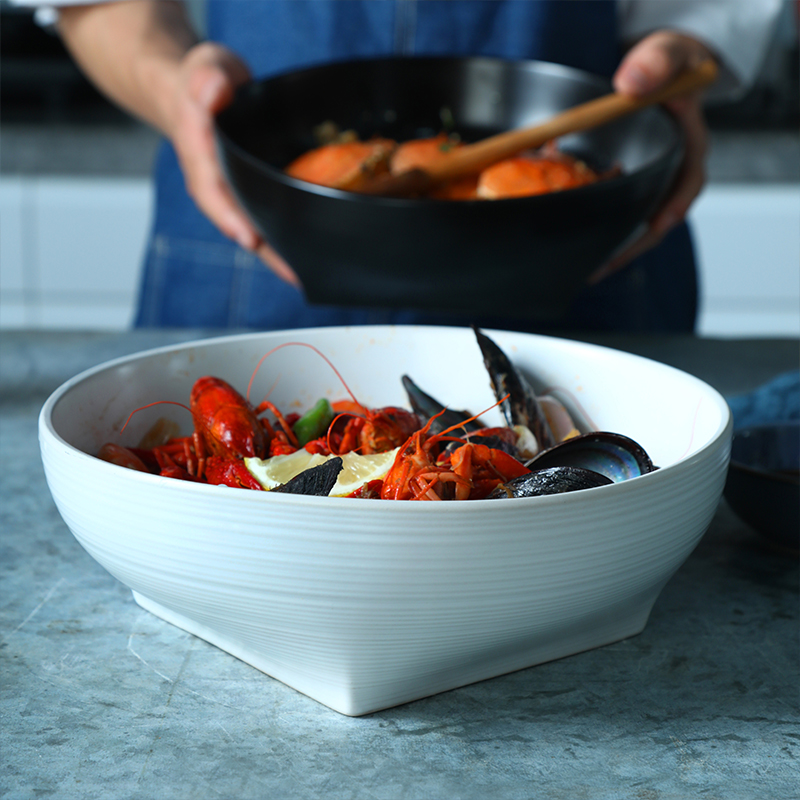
[[169, 42, 300, 286], [590, 31, 716, 283]]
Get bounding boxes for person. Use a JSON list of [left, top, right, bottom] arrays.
[[25, 0, 783, 331]]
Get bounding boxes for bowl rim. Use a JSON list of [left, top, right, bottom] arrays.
[[39, 326, 732, 510], [728, 421, 800, 485], [214, 53, 684, 207]]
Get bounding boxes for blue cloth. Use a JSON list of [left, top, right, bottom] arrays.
[[135, 0, 697, 332], [726, 371, 800, 431]]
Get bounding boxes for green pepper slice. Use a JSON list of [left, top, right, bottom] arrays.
[[292, 398, 335, 446]]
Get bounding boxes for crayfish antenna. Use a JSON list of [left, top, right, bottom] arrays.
[[437, 393, 511, 439], [119, 400, 191, 434], [246, 342, 362, 407]]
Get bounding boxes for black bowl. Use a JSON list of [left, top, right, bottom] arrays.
[[215, 56, 683, 320], [724, 422, 800, 554]]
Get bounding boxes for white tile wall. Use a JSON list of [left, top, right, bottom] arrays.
[[1, 176, 798, 336], [0, 176, 152, 329], [689, 184, 800, 337], [0, 177, 27, 328]]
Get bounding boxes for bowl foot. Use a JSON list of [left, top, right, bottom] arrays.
[[132, 588, 659, 716]]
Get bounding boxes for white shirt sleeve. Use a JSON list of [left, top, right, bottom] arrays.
[[618, 0, 786, 101], [11, 0, 786, 101], [6, 0, 117, 28]]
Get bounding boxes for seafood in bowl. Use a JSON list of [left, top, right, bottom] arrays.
[[39, 326, 731, 715], [285, 131, 607, 200], [96, 328, 655, 502]]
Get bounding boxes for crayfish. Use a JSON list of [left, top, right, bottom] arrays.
[[95, 330, 638, 501], [380, 409, 531, 501], [97, 343, 427, 491], [98, 374, 300, 488]]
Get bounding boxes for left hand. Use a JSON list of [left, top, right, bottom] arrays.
[[589, 31, 717, 283], [168, 43, 301, 286]]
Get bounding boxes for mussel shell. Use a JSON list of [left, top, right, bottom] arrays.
[[272, 457, 344, 496], [489, 466, 613, 498], [526, 431, 655, 483], [402, 375, 481, 435], [444, 432, 519, 458], [472, 327, 556, 450]]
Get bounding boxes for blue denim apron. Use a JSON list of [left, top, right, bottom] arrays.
[[135, 0, 697, 332]]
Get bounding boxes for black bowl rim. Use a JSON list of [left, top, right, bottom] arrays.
[[214, 54, 684, 207], [728, 421, 800, 486]]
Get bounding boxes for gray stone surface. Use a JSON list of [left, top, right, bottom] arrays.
[[1, 331, 798, 800], [1, 122, 797, 183]]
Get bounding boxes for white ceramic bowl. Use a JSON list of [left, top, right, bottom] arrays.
[[39, 326, 731, 716]]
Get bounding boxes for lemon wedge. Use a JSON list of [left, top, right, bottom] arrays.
[[245, 447, 399, 497]]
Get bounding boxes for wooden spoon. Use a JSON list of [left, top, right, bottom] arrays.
[[348, 58, 718, 197]]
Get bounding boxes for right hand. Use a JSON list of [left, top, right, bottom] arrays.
[[169, 43, 301, 286], [589, 31, 713, 284]]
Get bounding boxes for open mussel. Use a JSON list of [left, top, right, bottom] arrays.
[[526, 431, 656, 482], [402, 330, 584, 466], [537, 394, 582, 442], [449, 427, 520, 457], [472, 326, 556, 455], [401, 375, 481, 436], [489, 432, 656, 499], [402, 375, 525, 459]]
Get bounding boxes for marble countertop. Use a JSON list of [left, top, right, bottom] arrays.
[[1, 122, 798, 183], [2, 330, 798, 800]]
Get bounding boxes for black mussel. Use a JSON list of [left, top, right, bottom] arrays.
[[489, 466, 613, 498], [526, 431, 656, 483], [272, 457, 344, 496], [444, 428, 521, 458], [462, 431, 518, 455], [472, 326, 556, 451], [402, 375, 482, 436]]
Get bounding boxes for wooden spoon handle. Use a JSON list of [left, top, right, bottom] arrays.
[[362, 58, 718, 197]]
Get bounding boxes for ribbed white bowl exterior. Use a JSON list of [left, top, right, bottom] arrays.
[[39, 326, 731, 715]]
